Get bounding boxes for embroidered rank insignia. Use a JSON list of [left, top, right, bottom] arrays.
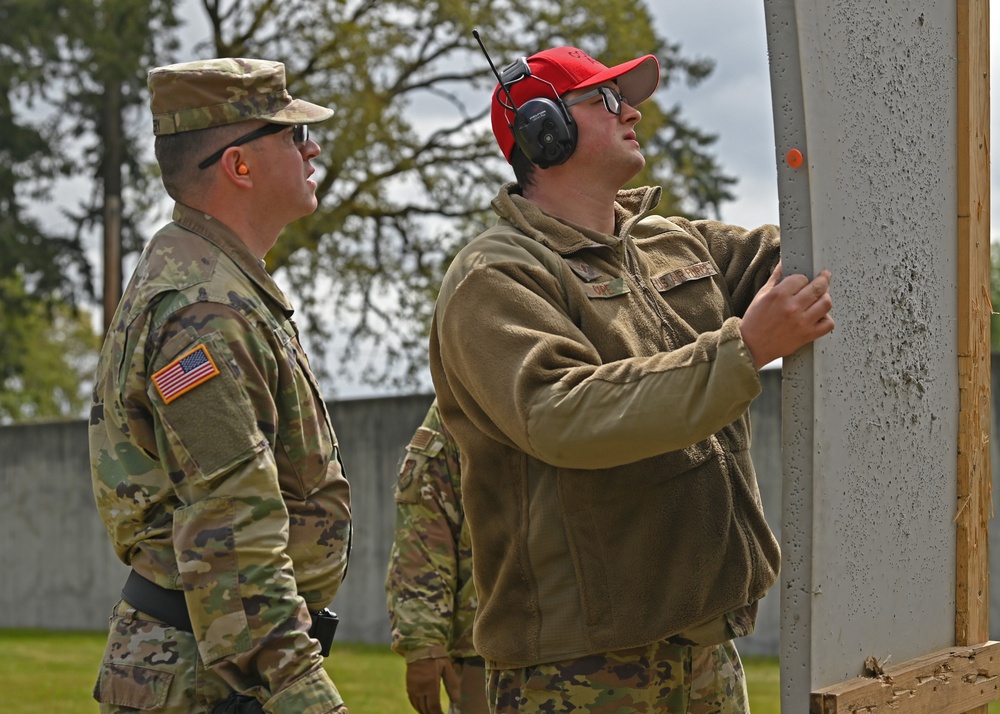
[[152, 345, 220, 404], [582, 277, 631, 299]]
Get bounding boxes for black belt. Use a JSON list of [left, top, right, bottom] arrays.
[[122, 569, 192, 631], [121, 570, 338, 655]]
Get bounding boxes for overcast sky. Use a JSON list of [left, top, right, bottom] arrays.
[[654, 1, 999, 239], [42, 1, 998, 248], [651, 2, 780, 229], [161, 0, 995, 235]]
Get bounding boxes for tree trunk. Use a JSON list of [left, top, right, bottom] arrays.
[[101, 80, 123, 334]]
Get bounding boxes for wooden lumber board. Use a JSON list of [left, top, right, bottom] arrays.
[[954, 0, 991, 662], [809, 642, 1000, 713]]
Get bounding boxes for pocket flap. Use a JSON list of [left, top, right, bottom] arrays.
[[94, 663, 173, 710]]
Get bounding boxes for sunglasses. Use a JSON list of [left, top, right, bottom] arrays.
[[563, 86, 626, 116], [198, 123, 310, 169]]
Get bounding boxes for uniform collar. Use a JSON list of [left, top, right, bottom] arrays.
[[171, 202, 294, 313]]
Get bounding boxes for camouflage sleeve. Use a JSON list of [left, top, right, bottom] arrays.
[[386, 400, 466, 662], [148, 301, 345, 711]]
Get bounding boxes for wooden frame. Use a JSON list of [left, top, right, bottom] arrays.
[[810, 642, 1000, 713], [953, 0, 991, 657]]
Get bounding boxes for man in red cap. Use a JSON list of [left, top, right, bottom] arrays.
[[429, 45, 835, 712]]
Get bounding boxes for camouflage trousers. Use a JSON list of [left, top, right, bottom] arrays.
[[485, 638, 748, 713], [451, 659, 490, 714], [92, 600, 347, 714]]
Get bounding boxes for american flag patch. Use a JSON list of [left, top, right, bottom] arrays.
[[152, 345, 220, 404]]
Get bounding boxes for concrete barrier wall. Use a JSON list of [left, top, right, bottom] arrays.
[[0, 365, 992, 657], [0, 393, 435, 644]]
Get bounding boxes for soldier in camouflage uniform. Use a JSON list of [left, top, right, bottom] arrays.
[[89, 58, 352, 714], [386, 399, 488, 714]]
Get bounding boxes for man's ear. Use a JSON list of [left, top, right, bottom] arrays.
[[221, 149, 252, 184]]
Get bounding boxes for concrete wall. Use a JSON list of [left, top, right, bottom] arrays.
[[1, 365, 993, 658], [0, 394, 435, 644]]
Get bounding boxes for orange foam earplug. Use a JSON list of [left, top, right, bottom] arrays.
[[786, 149, 804, 168]]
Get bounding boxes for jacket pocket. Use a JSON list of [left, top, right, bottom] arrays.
[[273, 319, 337, 499], [651, 260, 727, 332]]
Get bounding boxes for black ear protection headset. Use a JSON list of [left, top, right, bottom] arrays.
[[496, 58, 578, 167], [474, 30, 578, 168]]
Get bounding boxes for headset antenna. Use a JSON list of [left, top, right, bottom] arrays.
[[473, 29, 518, 111]]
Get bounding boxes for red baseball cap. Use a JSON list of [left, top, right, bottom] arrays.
[[490, 46, 660, 162]]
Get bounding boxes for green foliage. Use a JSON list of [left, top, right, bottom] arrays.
[[194, 0, 737, 391], [2, 0, 742, 400], [0, 1, 98, 422], [0, 274, 99, 423], [54, 0, 179, 258], [0, 0, 91, 306], [0, 0, 176, 421]]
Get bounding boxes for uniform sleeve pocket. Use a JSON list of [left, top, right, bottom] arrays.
[[94, 663, 174, 709], [151, 330, 263, 490], [393, 452, 428, 503]]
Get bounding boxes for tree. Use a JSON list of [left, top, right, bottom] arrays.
[[0, 0, 96, 421], [2, 0, 742, 404], [0, 1, 92, 308], [0, 274, 99, 423], [0, 0, 176, 420], [55, 0, 179, 330], [193, 0, 736, 392]]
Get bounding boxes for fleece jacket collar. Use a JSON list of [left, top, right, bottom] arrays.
[[490, 183, 663, 255]]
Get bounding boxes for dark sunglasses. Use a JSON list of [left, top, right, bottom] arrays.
[[198, 123, 309, 169], [563, 86, 626, 116]]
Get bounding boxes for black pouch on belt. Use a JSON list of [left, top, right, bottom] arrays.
[[309, 608, 339, 657], [211, 693, 264, 714]]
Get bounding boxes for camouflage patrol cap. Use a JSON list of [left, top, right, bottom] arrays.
[[148, 58, 334, 136]]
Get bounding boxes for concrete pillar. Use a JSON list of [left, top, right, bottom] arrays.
[[764, 0, 962, 709]]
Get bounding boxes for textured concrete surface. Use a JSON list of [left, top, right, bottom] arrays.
[[766, 0, 960, 706]]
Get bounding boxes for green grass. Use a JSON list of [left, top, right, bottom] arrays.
[[745, 656, 780, 712], [0, 630, 412, 713], [0, 630, 996, 713]]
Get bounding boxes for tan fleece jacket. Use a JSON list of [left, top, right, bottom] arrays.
[[429, 183, 781, 666]]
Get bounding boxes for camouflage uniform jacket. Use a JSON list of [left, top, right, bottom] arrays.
[[386, 399, 478, 663], [89, 203, 352, 711], [429, 183, 781, 667]]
